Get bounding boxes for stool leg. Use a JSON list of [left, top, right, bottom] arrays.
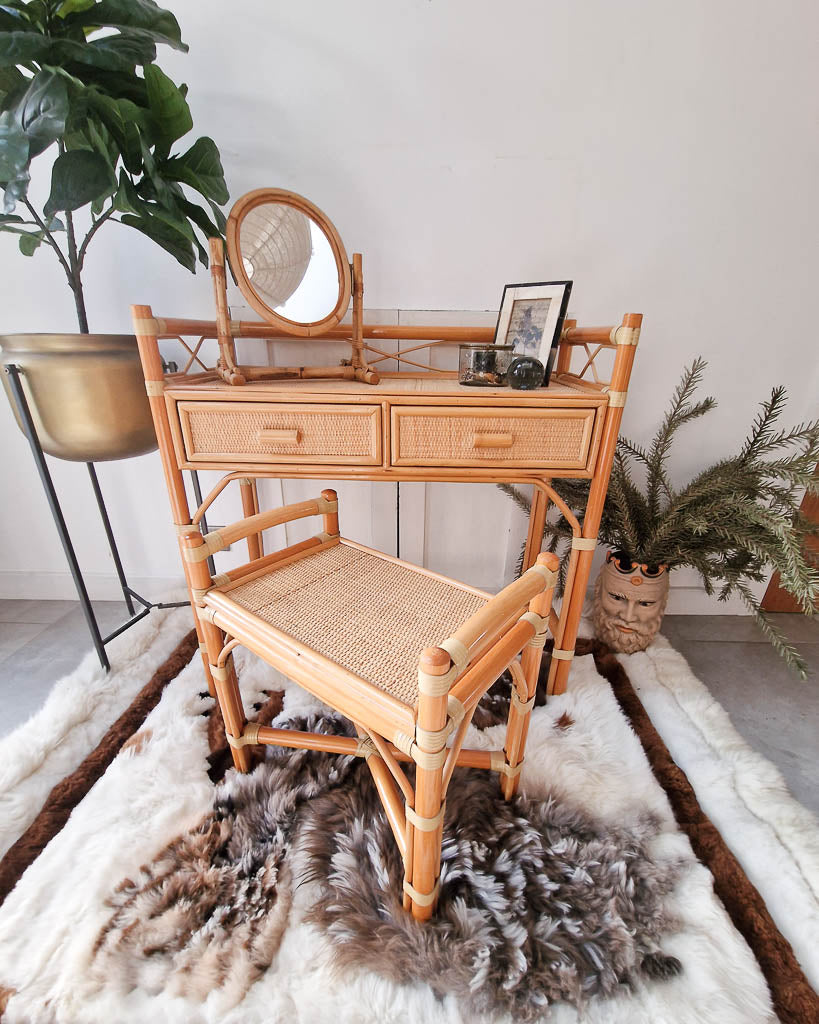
[[408, 646, 449, 921], [201, 619, 251, 773], [502, 552, 559, 799]]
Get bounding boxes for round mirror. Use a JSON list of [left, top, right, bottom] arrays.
[[226, 188, 352, 337]]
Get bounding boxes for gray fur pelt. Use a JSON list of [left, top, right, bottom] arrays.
[[92, 709, 682, 1016], [301, 745, 682, 1019], [91, 713, 360, 1002]]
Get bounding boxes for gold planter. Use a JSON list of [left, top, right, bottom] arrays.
[[0, 333, 157, 462]]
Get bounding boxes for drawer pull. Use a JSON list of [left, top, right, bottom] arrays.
[[473, 432, 514, 449], [258, 428, 301, 445]]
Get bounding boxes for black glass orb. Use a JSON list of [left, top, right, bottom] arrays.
[[507, 355, 545, 390]]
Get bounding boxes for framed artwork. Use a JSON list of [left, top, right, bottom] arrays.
[[494, 280, 573, 385]]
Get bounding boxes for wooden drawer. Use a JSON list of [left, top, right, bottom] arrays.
[[176, 401, 382, 465], [390, 405, 597, 469]]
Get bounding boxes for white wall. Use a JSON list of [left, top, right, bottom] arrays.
[[2, 0, 817, 608]]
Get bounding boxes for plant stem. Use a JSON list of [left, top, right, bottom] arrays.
[[22, 198, 72, 280], [64, 209, 89, 334], [77, 205, 115, 270]]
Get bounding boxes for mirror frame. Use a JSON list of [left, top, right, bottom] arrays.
[[226, 188, 353, 337]]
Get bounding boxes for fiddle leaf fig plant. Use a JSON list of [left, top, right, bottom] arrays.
[[0, 0, 228, 333]]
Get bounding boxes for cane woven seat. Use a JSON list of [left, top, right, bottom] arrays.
[[207, 541, 487, 707]]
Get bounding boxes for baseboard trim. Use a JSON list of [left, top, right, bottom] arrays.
[[0, 571, 758, 615], [0, 572, 185, 603]]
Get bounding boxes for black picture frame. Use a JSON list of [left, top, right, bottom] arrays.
[[494, 280, 573, 386]]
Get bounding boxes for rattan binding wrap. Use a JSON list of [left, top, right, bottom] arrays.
[[395, 411, 590, 463], [224, 543, 486, 706]]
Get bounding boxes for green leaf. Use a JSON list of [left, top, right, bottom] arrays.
[[87, 32, 156, 68], [3, 0, 47, 27], [3, 166, 29, 211], [121, 208, 195, 271], [44, 147, 115, 216], [207, 197, 226, 233], [113, 166, 140, 212], [162, 136, 227, 204], [0, 106, 28, 179], [19, 227, 43, 254], [61, 65, 148, 105], [0, 66, 25, 111], [83, 90, 145, 171], [0, 210, 23, 222], [56, 0, 96, 17], [16, 68, 69, 157], [177, 195, 221, 241], [66, 0, 187, 52], [47, 37, 142, 72], [144, 64, 191, 148], [135, 130, 174, 205], [0, 7, 31, 30], [0, 30, 52, 67], [79, 112, 110, 158]]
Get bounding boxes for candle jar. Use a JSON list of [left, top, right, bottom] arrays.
[[458, 345, 515, 386]]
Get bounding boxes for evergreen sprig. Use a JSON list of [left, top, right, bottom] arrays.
[[500, 360, 819, 677]]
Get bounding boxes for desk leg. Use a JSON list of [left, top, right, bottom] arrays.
[[521, 485, 549, 571], [239, 478, 263, 560], [547, 546, 594, 695]]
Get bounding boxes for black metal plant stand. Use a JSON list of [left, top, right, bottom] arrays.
[[5, 363, 191, 671]]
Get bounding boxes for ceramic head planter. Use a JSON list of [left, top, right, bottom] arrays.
[[592, 552, 670, 654]]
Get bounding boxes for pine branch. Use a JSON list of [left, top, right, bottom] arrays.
[[496, 360, 816, 674], [645, 358, 715, 521]]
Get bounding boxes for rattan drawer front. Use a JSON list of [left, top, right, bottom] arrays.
[[391, 406, 597, 469], [177, 402, 382, 464]]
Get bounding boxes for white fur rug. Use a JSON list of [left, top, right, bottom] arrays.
[[0, 602, 194, 861], [0, 630, 778, 1023], [623, 637, 819, 992]]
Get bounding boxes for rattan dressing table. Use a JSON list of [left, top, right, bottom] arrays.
[[133, 187, 641, 919], [136, 313, 641, 699]]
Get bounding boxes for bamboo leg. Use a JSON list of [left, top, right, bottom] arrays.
[[409, 646, 449, 921], [547, 314, 641, 695], [203, 632, 251, 773], [502, 552, 559, 799], [547, 547, 593, 695], [182, 530, 251, 771], [321, 487, 339, 536], [239, 478, 263, 561], [521, 484, 549, 572], [132, 304, 216, 695]]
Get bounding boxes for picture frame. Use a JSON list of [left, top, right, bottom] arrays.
[[494, 280, 573, 386]]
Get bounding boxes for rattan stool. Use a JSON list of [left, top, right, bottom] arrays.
[[182, 487, 558, 920]]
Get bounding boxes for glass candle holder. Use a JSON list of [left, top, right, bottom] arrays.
[[458, 345, 515, 386], [507, 355, 545, 390]]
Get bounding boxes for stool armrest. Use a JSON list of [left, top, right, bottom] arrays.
[[184, 494, 337, 562], [448, 560, 558, 661]]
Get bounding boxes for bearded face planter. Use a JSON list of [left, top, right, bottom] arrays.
[[592, 552, 670, 654]]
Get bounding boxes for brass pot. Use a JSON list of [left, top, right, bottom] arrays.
[[0, 333, 157, 462]]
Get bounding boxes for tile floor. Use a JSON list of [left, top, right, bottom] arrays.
[[1, 600, 816, 814]]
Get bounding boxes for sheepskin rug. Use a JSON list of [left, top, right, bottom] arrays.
[[624, 636, 819, 995], [0, 642, 777, 1022], [89, 710, 682, 1020]]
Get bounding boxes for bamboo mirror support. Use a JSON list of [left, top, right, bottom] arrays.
[[214, 187, 379, 385]]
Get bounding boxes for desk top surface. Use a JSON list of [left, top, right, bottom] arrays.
[[164, 373, 607, 404]]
